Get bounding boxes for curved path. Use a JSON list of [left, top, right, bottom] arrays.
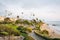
[[29, 31, 45, 40]]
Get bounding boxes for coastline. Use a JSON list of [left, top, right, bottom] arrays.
[[34, 30, 60, 40], [40, 24, 60, 38]]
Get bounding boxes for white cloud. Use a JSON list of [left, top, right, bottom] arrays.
[[5, 5, 60, 21], [0, 0, 60, 21]]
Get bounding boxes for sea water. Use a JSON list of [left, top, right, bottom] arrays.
[[45, 21, 60, 33]]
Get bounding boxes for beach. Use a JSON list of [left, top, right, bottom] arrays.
[[40, 24, 60, 38]]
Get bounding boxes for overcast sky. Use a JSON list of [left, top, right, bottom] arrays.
[[0, 0, 60, 21]]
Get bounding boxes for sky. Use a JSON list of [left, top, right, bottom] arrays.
[[0, 0, 60, 21]]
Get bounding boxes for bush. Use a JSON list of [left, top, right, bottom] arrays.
[[25, 27, 32, 33], [23, 20, 30, 25], [24, 36, 34, 40], [35, 25, 40, 31], [17, 26, 26, 33], [39, 20, 44, 26], [41, 30, 49, 35], [3, 17, 13, 24], [20, 33, 28, 37], [0, 32, 8, 36], [15, 19, 21, 24], [0, 24, 20, 36], [11, 29, 20, 36], [5, 24, 20, 36]]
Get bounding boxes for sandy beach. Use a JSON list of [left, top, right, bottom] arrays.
[[40, 24, 60, 38]]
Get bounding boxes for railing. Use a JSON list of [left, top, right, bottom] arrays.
[[0, 36, 24, 40]]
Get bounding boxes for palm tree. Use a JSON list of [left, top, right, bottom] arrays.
[[8, 13, 12, 16], [33, 14, 35, 16], [21, 12, 24, 18], [21, 12, 23, 14], [17, 16, 19, 19], [36, 18, 38, 21], [4, 10, 7, 17], [5, 10, 12, 17]]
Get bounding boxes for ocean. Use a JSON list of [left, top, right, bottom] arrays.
[[45, 21, 60, 33]]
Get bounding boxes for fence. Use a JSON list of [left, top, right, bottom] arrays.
[[0, 36, 24, 40]]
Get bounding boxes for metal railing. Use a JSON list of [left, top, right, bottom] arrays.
[[0, 36, 24, 40]]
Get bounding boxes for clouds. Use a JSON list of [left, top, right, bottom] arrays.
[[0, 0, 60, 21], [0, 0, 60, 8]]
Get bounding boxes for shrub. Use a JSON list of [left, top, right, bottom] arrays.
[[35, 25, 40, 31], [0, 32, 8, 36], [0, 24, 20, 36], [25, 27, 32, 33], [20, 33, 28, 37], [41, 30, 49, 35], [39, 20, 44, 26], [17, 26, 26, 33], [24, 36, 34, 40], [23, 20, 30, 25], [3, 17, 13, 24], [15, 19, 21, 24]]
